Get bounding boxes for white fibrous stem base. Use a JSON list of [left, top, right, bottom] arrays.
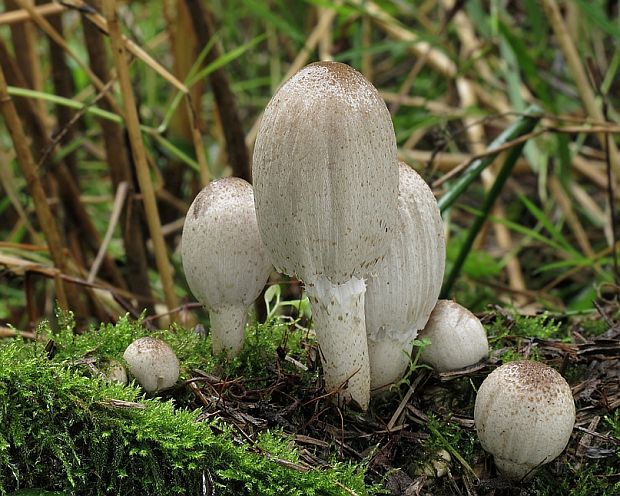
[[494, 456, 539, 481], [306, 276, 370, 410], [368, 329, 417, 392], [209, 304, 249, 356]]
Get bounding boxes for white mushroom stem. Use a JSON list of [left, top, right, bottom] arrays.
[[367, 333, 415, 391], [306, 276, 369, 408], [209, 303, 248, 355]]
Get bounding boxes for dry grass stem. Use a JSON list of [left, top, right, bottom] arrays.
[[0, 2, 64, 26], [71, 0, 189, 94], [102, 0, 179, 316], [88, 181, 128, 283], [549, 176, 596, 259], [13, 0, 121, 115], [542, 0, 620, 187], [350, 0, 456, 78], [0, 63, 70, 310]]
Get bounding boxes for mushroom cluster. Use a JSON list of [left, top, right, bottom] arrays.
[[252, 61, 451, 408], [474, 360, 575, 480]]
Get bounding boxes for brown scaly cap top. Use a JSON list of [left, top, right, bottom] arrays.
[[490, 359, 571, 399], [252, 61, 398, 284]]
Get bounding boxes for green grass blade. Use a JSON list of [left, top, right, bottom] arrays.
[[441, 111, 541, 298], [438, 105, 542, 213]]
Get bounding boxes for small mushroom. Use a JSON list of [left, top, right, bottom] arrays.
[[365, 163, 445, 391], [418, 300, 489, 372], [474, 360, 575, 481], [103, 359, 128, 384], [123, 337, 180, 392], [181, 177, 273, 356], [253, 61, 399, 409], [415, 449, 452, 478]]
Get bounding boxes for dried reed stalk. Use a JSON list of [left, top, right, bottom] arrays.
[[102, 0, 179, 317], [0, 1, 63, 26], [542, 0, 620, 187], [0, 39, 128, 293], [184, 0, 250, 181], [82, 0, 153, 311], [0, 63, 70, 310]]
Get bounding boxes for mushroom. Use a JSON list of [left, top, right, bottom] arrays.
[[103, 359, 128, 384], [253, 61, 398, 409], [123, 337, 180, 392], [474, 360, 575, 480], [181, 177, 273, 356], [365, 163, 445, 391], [418, 300, 488, 372]]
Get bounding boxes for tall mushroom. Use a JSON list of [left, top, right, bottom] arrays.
[[253, 62, 398, 409], [474, 360, 575, 480], [365, 163, 445, 391], [181, 177, 272, 356]]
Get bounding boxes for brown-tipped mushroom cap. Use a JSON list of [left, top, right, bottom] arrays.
[[474, 360, 575, 480], [182, 177, 272, 311], [253, 61, 398, 284], [418, 300, 488, 372], [123, 337, 180, 392]]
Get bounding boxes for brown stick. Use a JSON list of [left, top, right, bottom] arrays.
[[0, 63, 70, 310], [0, 2, 64, 26], [102, 0, 179, 316], [184, 0, 250, 181], [4, 0, 45, 116], [82, 0, 153, 311]]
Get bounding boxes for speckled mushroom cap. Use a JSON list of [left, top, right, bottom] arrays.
[[418, 300, 488, 372], [366, 163, 445, 346], [181, 177, 273, 310], [123, 337, 180, 393], [253, 61, 398, 284], [474, 360, 575, 480]]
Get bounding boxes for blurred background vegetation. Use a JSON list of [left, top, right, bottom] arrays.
[[0, 0, 618, 329]]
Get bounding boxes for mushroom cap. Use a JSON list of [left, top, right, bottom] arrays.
[[366, 163, 445, 346], [103, 359, 128, 384], [474, 360, 575, 480], [181, 177, 273, 310], [123, 337, 180, 392], [418, 300, 488, 371], [253, 61, 398, 285]]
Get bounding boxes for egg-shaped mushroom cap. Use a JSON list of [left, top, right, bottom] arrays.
[[474, 360, 575, 479], [366, 163, 445, 345], [253, 61, 398, 285], [123, 337, 180, 393], [418, 300, 488, 371], [181, 177, 273, 310]]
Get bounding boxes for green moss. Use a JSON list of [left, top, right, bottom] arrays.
[[0, 315, 376, 496]]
